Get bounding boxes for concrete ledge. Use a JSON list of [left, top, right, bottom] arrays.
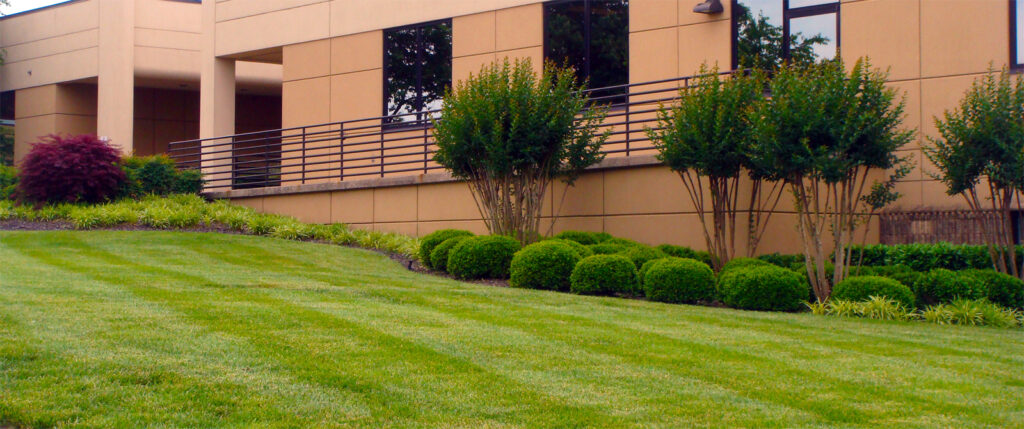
[[205, 154, 663, 199]]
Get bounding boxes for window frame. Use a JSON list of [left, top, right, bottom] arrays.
[[1012, 0, 1023, 70], [381, 18, 453, 127], [542, 0, 630, 98], [731, 0, 841, 70]]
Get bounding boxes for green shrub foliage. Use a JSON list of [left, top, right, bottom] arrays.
[[718, 265, 806, 311], [547, 238, 593, 258], [588, 243, 629, 255], [643, 258, 716, 304], [721, 257, 772, 274], [430, 235, 470, 272], [915, 268, 988, 305], [638, 257, 670, 285], [962, 269, 1024, 309], [833, 276, 915, 308], [0, 165, 16, 200], [850, 242, 995, 271], [119, 155, 203, 198], [570, 254, 638, 296], [655, 244, 713, 266], [418, 229, 474, 267], [620, 245, 668, 270], [553, 230, 605, 245], [757, 253, 805, 268], [510, 241, 582, 291], [446, 235, 521, 279]]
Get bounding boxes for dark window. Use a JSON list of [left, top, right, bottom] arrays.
[[732, 0, 839, 70], [383, 19, 452, 124], [544, 0, 629, 101], [1012, 0, 1024, 69]]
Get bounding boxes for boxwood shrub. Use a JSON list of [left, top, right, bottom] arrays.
[[509, 241, 581, 291], [620, 245, 668, 270], [429, 235, 470, 272], [914, 268, 988, 305], [718, 265, 806, 311], [547, 238, 593, 258], [721, 257, 771, 274], [588, 243, 629, 255], [962, 269, 1024, 309], [419, 229, 474, 267], [553, 230, 609, 245], [655, 244, 713, 266], [570, 254, 638, 296], [757, 253, 804, 267], [643, 258, 716, 304], [119, 155, 203, 198], [638, 257, 670, 285], [832, 276, 915, 308], [447, 235, 521, 279], [603, 237, 639, 247]]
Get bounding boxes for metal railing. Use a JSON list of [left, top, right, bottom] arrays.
[[167, 73, 712, 191]]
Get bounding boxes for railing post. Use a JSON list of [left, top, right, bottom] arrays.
[[380, 121, 385, 178], [301, 126, 307, 185], [338, 122, 345, 182], [423, 123, 429, 174]]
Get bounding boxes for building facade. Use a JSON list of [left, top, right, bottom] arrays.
[[0, 0, 283, 161]]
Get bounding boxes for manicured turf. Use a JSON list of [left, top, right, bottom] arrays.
[[1, 231, 1022, 428]]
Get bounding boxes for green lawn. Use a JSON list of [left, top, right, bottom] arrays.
[[0, 231, 1022, 428]]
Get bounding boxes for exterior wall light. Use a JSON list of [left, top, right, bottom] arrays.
[[693, 0, 724, 14]]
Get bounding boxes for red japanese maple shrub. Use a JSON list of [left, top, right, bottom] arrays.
[[17, 134, 125, 204]]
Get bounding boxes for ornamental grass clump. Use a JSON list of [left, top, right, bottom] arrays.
[[432, 58, 608, 245]]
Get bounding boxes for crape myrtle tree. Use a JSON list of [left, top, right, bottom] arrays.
[[748, 58, 915, 301], [432, 58, 608, 245], [648, 65, 781, 271], [926, 68, 1024, 279]]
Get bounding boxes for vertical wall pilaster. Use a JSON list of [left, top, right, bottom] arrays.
[[199, 0, 236, 189], [97, 0, 134, 153]]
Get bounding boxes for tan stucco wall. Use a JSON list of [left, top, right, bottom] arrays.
[[13, 83, 98, 161]]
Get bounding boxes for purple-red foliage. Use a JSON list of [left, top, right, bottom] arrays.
[[17, 134, 126, 204]]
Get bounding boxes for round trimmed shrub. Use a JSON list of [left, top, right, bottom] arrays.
[[446, 235, 521, 279], [962, 269, 1024, 309], [718, 265, 806, 311], [419, 229, 473, 268], [656, 244, 698, 259], [588, 243, 629, 255], [643, 258, 716, 304], [638, 257, 671, 285], [570, 254, 638, 296], [547, 238, 593, 258], [603, 237, 639, 247], [915, 268, 988, 305], [429, 235, 471, 272], [721, 257, 771, 274], [510, 241, 581, 291], [620, 245, 668, 270], [17, 134, 126, 203], [832, 276, 915, 308], [553, 230, 602, 245]]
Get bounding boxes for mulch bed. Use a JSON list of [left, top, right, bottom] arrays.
[[0, 220, 511, 288]]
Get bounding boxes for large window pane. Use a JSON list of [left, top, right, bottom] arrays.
[[544, 1, 587, 75], [544, 0, 628, 98], [1015, 0, 1024, 67], [384, 20, 452, 124], [789, 12, 837, 62], [734, 0, 837, 70]]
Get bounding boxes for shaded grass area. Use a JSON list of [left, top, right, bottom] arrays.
[[1, 231, 1022, 428]]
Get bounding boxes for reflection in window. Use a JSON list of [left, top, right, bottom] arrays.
[[1013, 0, 1024, 68], [544, 0, 629, 100], [733, 0, 838, 70], [384, 20, 452, 124]]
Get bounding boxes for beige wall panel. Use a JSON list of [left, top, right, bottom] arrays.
[[604, 214, 705, 247], [603, 166, 692, 215], [215, 0, 326, 22], [282, 77, 331, 128], [374, 221, 419, 236], [54, 114, 98, 135], [283, 39, 331, 82], [919, 73, 979, 139], [630, 0, 677, 32], [232, 197, 265, 212], [1, 47, 100, 92], [496, 46, 544, 75], [840, 0, 920, 81], [677, 19, 731, 74], [215, 3, 330, 57], [453, 11, 497, 57], [328, 0, 540, 41], [13, 115, 56, 163], [890, 179, 924, 210], [331, 188, 375, 224], [330, 70, 383, 122], [419, 220, 489, 236], [677, 0, 730, 27], [495, 3, 543, 51], [330, 31, 383, 75], [919, 180, 969, 211], [262, 192, 332, 224], [453, 53, 498, 84], [0, 0, 98, 46], [14, 85, 57, 119], [630, 27, 679, 83], [552, 171, 604, 217], [135, 0, 202, 33], [920, 0, 1008, 78], [134, 46, 201, 83], [134, 28, 201, 52], [543, 216, 605, 236], [417, 182, 479, 221], [373, 185, 418, 223], [2, 30, 98, 64]]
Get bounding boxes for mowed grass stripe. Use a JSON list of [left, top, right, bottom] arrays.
[[0, 233, 374, 428], [3, 232, 629, 428], [1, 231, 1022, 428]]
